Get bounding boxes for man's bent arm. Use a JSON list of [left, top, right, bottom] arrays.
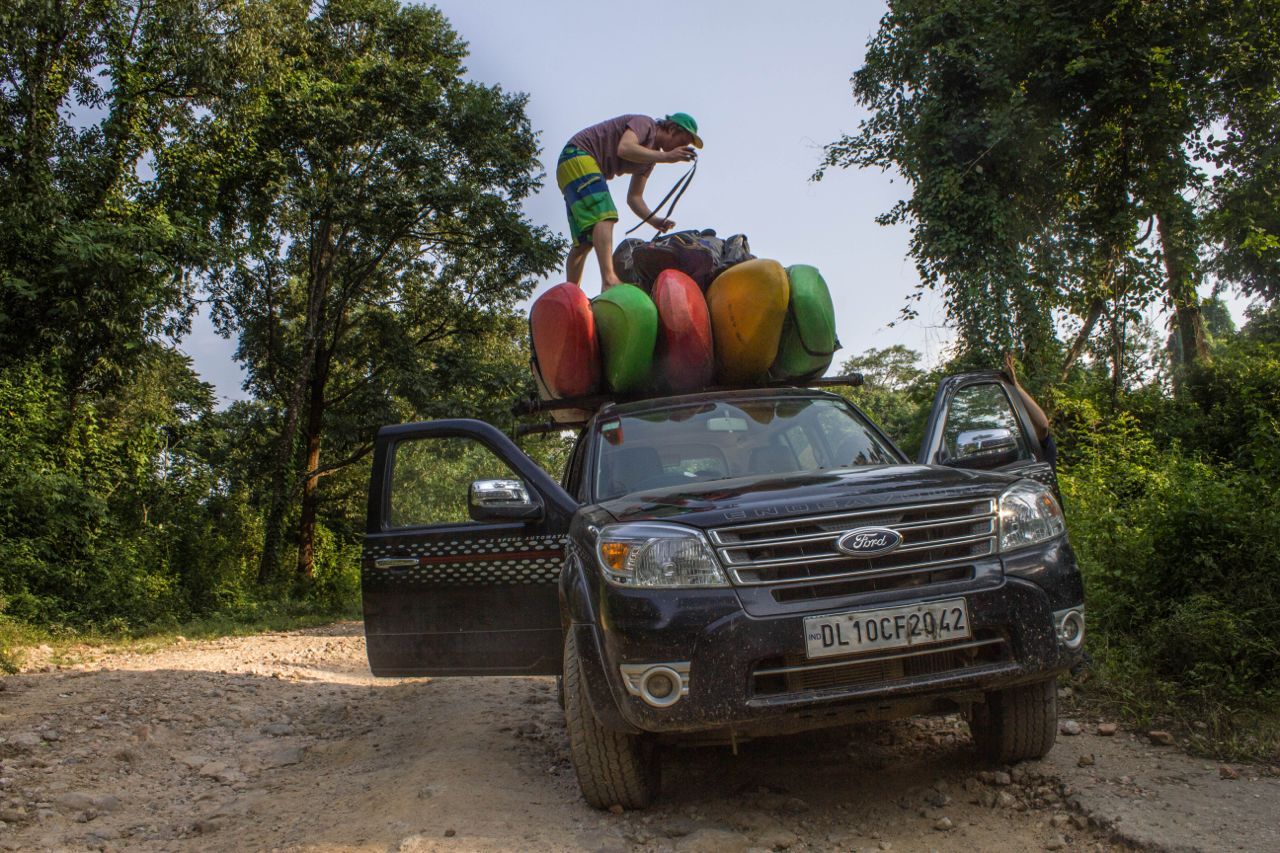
[[626, 173, 674, 231], [617, 129, 678, 165], [626, 173, 651, 218]]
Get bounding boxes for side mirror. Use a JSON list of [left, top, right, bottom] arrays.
[[947, 428, 1019, 469], [468, 478, 543, 522]]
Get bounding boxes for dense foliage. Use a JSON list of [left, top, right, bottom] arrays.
[[823, 1, 1280, 753], [820, 0, 1280, 379], [835, 304, 1280, 757], [0, 0, 559, 633]]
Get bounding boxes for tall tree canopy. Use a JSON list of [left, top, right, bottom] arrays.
[[169, 0, 562, 583], [0, 0, 231, 395], [820, 0, 1280, 377]]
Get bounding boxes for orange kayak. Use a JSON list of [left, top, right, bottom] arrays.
[[706, 259, 790, 384], [530, 282, 600, 399]]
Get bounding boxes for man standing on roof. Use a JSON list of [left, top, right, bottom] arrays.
[[558, 113, 702, 291]]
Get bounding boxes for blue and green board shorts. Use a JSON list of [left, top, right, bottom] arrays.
[[557, 144, 618, 245]]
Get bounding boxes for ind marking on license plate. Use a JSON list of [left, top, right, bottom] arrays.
[[803, 599, 971, 659]]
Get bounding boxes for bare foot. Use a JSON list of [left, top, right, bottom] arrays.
[[601, 275, 623, 292]]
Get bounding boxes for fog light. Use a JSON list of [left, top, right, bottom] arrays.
[[619, 662, 690, 708], [1054, 608, 1085, 650], [643, 670, 676, 701]]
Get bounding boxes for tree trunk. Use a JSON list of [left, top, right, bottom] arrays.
[[1110, 308, 1125, 400], [1058, 298, 1106, 384], [1156, 209, 1209, 371], [257, 225, 333, 586], [295, 359, 328, 582], [256, 350, 315, 586]]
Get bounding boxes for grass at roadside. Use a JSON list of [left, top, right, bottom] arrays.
[[1068, 644, 1280, 766], [0, 603, 359, 675]]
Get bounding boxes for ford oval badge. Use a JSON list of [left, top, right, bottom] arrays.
[[836, 527, 903, 557]]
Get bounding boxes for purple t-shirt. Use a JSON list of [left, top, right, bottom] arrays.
[[569, 114, 657, 180]]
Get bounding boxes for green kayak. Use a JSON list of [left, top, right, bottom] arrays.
[[591, 284, 658, 394], [771, 264, 839, 381]]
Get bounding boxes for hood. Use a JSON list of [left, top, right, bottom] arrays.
[[595, 464, 1015, 529]]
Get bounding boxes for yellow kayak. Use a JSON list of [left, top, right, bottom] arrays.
[[707, 259, 790, 384]]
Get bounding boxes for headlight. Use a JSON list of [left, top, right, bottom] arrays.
[[595, 522, 727, 587], [998, 481, 1066, 552]]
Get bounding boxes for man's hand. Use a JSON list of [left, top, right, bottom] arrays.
[[1002, 353, 1019, 384], [653, 217, 675, 233], [660, 146, 697, 163]]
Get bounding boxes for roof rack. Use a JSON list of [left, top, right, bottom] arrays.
[[510, 374, 865, 430]]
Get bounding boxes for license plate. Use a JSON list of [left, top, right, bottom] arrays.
[[803, 599, 971, 659]]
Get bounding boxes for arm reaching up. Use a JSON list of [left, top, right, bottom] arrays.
[[1003, 354, 1051, 442]]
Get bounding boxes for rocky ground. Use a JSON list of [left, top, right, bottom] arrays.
[[1, 623, 1277, 852]]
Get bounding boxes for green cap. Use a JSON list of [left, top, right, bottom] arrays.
[[664, 112, 703, 149]]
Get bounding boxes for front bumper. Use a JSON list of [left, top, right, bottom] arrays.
[[576, 539, 1084, 735]]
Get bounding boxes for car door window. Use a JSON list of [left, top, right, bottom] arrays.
[[388, 436, 519, 528], [562, 431, 589, 499], [941, 383, 1032, 464]]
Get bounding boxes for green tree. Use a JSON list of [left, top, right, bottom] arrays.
[[837, 346, 931, 454], [1203, 2, 1280, 303], [0, 1, 288, 629], [175, 0, 562, 584], [0, 346, 267, 628], [820, 0, 1279, 377], [0, 0, 242, 397]]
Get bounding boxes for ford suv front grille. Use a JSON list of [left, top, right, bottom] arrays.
[[709, 498, 997, 587]]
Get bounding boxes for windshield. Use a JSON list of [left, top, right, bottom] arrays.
[[592, 398, 900, 501]]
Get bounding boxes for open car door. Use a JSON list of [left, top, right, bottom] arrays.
[[361, 419, 576, 676], [918, 371, 1058, 491]]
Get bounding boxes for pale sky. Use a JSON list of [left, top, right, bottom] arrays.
[[181, 0, 1246, 406]]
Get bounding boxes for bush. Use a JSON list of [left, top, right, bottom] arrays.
[[0, 357, 274, 632], [1059, 404, 1280, 712], [309, 524, 362, 616]]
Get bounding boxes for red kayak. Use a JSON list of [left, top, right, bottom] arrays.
[[651, 269, 714, 394], [530, 282, 600, 399]]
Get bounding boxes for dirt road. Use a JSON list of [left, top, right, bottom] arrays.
[[1, 624, 1276, 852]]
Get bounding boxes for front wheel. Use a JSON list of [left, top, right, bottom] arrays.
[[969, 677, 1058, 763], [562, 629, 660, 809]]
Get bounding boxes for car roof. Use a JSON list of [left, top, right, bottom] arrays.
[[598, 387, 845, 419]]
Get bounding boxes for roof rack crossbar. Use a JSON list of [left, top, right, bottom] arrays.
[[515, 419, 586, 437], [511, 374, 865, 419]]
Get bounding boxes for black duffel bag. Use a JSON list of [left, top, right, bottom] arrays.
[[613, 229, 755, 292]]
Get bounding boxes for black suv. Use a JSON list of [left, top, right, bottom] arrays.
[[361, 372, 1085, 809]]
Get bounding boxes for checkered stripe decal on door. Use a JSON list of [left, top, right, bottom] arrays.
[[1021, 463, 1059, 492], [364, 534, 566, 586]]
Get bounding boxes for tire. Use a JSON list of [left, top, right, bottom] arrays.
[[970, 677, 1058, 763], [562, 629, 660, 810]]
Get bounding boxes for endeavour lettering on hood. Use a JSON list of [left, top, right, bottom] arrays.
[[715, 485, 1001, 523]]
